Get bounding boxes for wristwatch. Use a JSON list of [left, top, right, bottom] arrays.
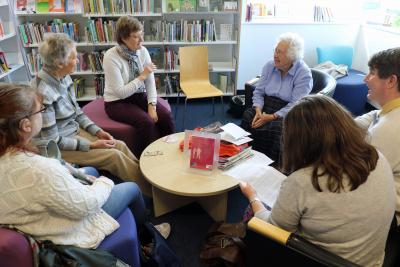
[[148, 101, 157, 106], [249, 197, 261, 205]]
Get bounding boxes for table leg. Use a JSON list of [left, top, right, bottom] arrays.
[[198, 192, 228, 221], [152, 186, 194, 217]]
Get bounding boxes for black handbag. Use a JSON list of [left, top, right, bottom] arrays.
[[39, 240, 130, 267], [139, 222, 181, 267]]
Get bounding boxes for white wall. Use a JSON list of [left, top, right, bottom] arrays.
[[237, 23, 360, 90], [353, 25, 400, 74]]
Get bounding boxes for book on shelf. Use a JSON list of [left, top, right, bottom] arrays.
[[218, 73, 228, 93], [0, 52, 10, 74], [166, 0, 180, 12], [36, 0, 49, 12], [144, 20, 162, 41], [197, 0, 209, 12], [219, 23, 232, 41], [73, 77, 85, 98], [94, 75, 104, 97], [209, 0, 222, 12], [164, 75, 173, 94], [0, 19, 4, 38], [16, 0, 28, 11], [147, 47, 162, 68], [164, 46, 178, 70], [223, 1, 237, 11], [49, 0, 65, 12], [179, 0, 196, 12], [19, 20, 80, 46]]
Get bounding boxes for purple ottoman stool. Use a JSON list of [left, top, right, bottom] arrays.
[[0, 208, 139, 267], [83, 97, 171, 158], [0, 228, 33, 267]]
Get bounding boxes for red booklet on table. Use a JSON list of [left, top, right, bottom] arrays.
[[189, 136, 216, 171]]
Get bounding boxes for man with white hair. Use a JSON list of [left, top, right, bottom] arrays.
[[241, 32, 313, 165]]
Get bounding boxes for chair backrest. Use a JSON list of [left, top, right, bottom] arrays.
[[316, 45, 354, 69], [179, 46, 210, 84], [246, 217, 360, 267], [311, 69, 336, 97]]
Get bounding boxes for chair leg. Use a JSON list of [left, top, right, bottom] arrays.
[[175, 91, 180, 120], [212, 97, 215, 115], [182, 98, 187, 130], [221, 96, 224, 114]]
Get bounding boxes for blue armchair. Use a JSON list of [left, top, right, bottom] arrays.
[[316, 45, 368, 116]]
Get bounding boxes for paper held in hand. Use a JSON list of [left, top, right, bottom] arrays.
[[224, 150, 286, 208], [220, 123, 253, 146]]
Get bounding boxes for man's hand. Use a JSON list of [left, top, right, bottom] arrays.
[[148, 105, 158, 123], [239, 181, 258, 200], [138, 63, 157, 81], [96, 130, 114, 140], [90, 139, 116, 149], [251, 108, 262, 128]]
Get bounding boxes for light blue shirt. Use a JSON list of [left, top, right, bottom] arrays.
[[252, 59, 313, 118]]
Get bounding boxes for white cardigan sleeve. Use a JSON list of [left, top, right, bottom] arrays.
[[36, 159, 114, 220], [103, 48, 146, 99]]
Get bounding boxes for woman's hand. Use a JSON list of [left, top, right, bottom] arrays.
[[239, 181, 258, 200], [252, 113, 274, 128], [139, 63, 157, 81], [148, 105, 158, 123], [90, 139, 116, 149], [96, 130, 114, 140]]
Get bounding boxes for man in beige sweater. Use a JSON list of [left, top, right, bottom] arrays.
[[355, 47, 400, 225]]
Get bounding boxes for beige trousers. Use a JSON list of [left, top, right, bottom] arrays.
[[61, 129, 152, 196]]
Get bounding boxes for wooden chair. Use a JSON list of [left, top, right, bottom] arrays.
[[177, 46, 224, 130], [246, 217, 360, 267]]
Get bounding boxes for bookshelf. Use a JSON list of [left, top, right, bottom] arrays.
[[0, 0, 29, 82], [14, 0, 241, 101]]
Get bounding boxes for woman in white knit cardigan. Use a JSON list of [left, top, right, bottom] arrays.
[[0, 83, 170, 250]]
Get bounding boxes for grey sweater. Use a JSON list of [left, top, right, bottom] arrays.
[[256, 154, 395, 267]]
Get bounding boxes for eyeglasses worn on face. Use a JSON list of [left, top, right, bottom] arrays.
[[26, 105, 47, 118]]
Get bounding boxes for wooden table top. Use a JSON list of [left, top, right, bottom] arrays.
[[140, 132, 238, 197]]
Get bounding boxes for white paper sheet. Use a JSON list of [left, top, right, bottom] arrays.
[[224, 150, 285, 207], [220, 132, 253, 145], [220, 123, 251, 140]]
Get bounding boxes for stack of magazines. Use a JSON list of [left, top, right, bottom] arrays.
[[218, 145, 253, 170], [200, 122, 254, 170]]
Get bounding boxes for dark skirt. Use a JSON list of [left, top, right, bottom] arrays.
[[241, 95, 288, 165]]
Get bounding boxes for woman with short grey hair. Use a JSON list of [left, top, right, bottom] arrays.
[[241, 32, 313, 166], [30, 33, 158, 200], [103, 16, 174, 156], [38, 33, 75, 70]]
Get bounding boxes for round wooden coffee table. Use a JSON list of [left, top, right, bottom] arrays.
[[140, 132, 238, 221]]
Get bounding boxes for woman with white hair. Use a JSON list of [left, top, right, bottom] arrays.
[[241, 32, 313, 165]]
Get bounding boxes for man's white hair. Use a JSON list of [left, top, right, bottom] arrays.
[[276, 32, 305, 61]]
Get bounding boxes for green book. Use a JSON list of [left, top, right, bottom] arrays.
[[179, 0, 196, 12], [166, 0, 180, 12], [36, 0, 49, 13]]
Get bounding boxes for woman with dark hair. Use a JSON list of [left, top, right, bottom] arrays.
[[103, 16, 174, 155], [0, 83, 169, 254], [240, 95, 395, 266]]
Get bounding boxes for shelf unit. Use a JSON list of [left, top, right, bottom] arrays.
[[15, 0, 241, 101], [0, 0, 29, 82]]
